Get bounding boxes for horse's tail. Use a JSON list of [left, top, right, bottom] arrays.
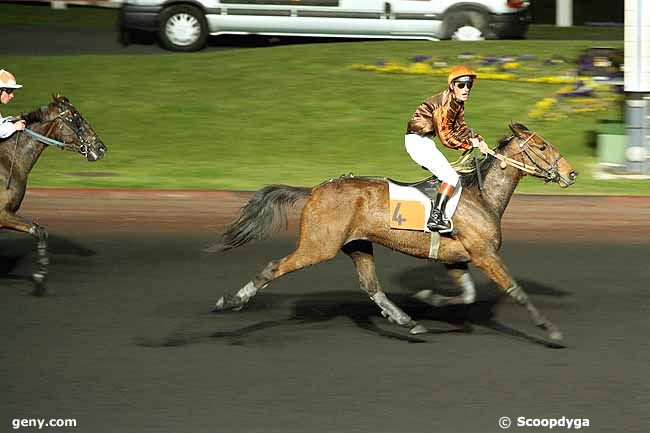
[[205, 185, 311, 253]]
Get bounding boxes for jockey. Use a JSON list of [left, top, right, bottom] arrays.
[[405, 65, 489, 232], [0, 69, 26, 139]]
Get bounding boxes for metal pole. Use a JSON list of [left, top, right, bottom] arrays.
[[556, 0, 573, 27], [624, 0, 650, 174]]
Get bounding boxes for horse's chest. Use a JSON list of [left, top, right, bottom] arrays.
[[1, 187, 26, 212]]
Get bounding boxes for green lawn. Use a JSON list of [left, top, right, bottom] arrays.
[[2, 4, 644, 194]]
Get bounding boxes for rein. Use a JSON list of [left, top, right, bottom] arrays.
[[485, 132, 563, 182], [23, 127, 68, 149]]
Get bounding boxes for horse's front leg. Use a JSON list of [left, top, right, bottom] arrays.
[[0, 210, 49, 296], [471, 252, 563, 342], [414, 263, 476, 307]]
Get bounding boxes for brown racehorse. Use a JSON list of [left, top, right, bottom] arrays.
[[209, 123, 578, 342], [0, 95, 106, 295]]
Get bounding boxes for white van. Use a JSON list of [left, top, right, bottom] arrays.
[[120, 0, 530, 51]]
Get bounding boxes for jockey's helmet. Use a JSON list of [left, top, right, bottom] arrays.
[[448, 66, 477, 86], [0, 69, 23, 90]]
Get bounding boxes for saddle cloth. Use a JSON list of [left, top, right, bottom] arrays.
[[387, 177, 462, 232]]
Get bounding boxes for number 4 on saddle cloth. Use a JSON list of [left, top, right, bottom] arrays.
[[387, 176, 462, 233]]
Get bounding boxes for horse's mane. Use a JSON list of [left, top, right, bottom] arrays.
[[20, 95, 69, 125], [21, 106, 48, 124], [457, 123, 530, 188]]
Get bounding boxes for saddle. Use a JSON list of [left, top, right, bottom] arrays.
[[387, 175, 440, 202], [386, 175, 461, 233]]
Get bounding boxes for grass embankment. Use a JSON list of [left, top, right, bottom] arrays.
[[2, 5, 642, 194], [0, 3, 117, 29]]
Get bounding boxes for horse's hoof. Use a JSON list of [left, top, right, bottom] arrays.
[[413, 290, 434, 303], [32, 273, 47, 297], [413, 290, 448, 307], [549, 329, 564, 341], [32, 285, 46, 297], [212, 294, 245, 312], [409, 324, 428, 335], [212, 297, 225, 312]]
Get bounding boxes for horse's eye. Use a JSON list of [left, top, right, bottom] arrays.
[[539, 146, 546, 151]]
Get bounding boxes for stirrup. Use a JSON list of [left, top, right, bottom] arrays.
[[427, 219, 453, 233]]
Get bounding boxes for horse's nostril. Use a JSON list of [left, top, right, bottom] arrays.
[[569, 171, 578, 180]]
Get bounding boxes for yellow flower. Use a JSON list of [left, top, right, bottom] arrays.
[[503, 62, 521, 70], [409, 63, 433, 74]]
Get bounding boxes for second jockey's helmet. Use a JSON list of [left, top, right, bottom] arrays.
[[0, 69, 23, 89], [447, 66, 477, 86]]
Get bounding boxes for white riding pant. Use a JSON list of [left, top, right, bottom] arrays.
[[404, 134, 460, 185]]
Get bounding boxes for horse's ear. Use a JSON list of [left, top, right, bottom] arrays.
[[52, 93, 69, 103], [508, 122, 528, 138]]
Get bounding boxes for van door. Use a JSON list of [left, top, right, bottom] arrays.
[[214, 0, 391, 37], [292, 0, 391, 36], [388, 0, 440, 38]]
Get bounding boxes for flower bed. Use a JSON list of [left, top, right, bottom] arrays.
[[351, 52, 623, 121]]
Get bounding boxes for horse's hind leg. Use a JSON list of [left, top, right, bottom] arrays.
[[342, 240, 427, 335], [413, 263, 476, 307], [0, 210, 48, 296], [472, 252, 563, 342], [213, 236, 342, 312]]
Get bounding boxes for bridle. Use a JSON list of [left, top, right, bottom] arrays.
[[484, 131, 565, 183], [38, 104, 98, 157]]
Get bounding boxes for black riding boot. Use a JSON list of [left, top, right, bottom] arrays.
[[427, 188, 453, 232]]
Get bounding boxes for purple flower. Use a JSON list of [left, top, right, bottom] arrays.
[[559, 90, 594, 98], [410, 55, 431, 63], [518, 54, 535, 60], [480, 56, 499, 65]]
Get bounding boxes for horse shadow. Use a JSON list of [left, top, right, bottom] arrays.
[[143, 264, 570, 348], [0, 233, 96, 282]]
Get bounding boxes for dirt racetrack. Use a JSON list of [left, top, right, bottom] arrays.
[[18, 189, 650, 241]]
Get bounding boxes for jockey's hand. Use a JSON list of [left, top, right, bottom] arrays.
[[13, 120, 26, 131], [470, 137, 489, 154]]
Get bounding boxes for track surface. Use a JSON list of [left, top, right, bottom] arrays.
[[1, 192, 649, 433]]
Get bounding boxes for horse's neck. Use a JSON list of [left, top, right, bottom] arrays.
[[481, 142, 525, 218], [11, 123, 48, 176]]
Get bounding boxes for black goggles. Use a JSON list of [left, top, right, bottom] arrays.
[[1, 88, 14, 95], [454, 81, 473, 90]]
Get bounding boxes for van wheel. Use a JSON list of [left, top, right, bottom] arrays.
[[441, 10, 493, 40], [158, 5, 208, 51]]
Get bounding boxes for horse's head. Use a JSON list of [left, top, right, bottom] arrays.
[[43, 94, 107, 161], [507, 123, 578, 187]]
